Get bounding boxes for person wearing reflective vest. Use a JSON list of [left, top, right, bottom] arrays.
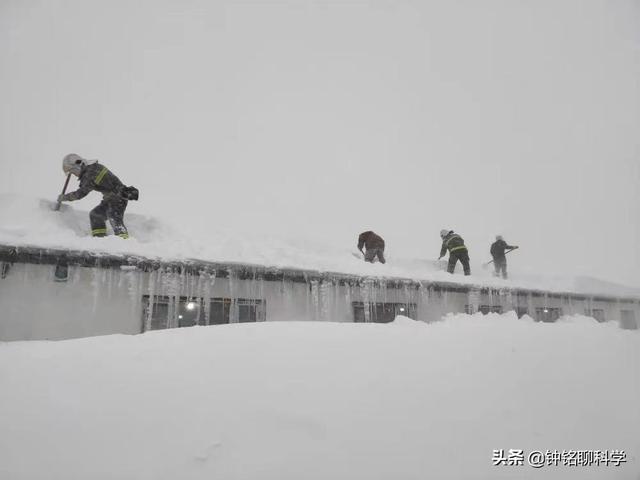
[[438, 229, 470, 275], [58, 153, 138, 239]]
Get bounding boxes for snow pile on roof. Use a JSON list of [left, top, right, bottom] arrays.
[[0, 193, 638, 297], [0, 313, 637, 479]]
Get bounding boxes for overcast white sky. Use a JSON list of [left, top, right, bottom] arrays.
[[1, 0, 639, 286]]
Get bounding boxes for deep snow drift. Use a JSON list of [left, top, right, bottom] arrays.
[[0, 313, 638, 480], [1, 194, 639, 297]]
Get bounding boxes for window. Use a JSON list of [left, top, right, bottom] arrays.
[[584, 308, 605, 323], [352, 302, 416, 323], [178, 299, 201, 327], [208, 298, 266, 324], [467, 305, 503, 315], [237, 299, 265, 323], [620, 310, 637, 330], [209, 298, 231, 325], [142, 296, 266, 331], [149, 302, 170, 330], [478, 305, 503, 315], [143, 296, 203, 330], [0, 262, 10, 279], [54, 264, 69, 282], [535, 307, 562, 323]]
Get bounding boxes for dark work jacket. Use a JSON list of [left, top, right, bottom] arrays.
[[490, 239, 515, 260], [63, 163, 125, 201], [440, 231, 468, 257], [358, 231, 385, 252]]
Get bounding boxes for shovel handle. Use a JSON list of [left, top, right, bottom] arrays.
[[484, 248, 518, 267], [54, 174, 72, 211]]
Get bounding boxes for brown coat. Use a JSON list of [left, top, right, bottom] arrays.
[[358, 231, 385, 252]]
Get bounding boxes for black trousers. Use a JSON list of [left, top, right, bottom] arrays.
[[494, 257, 507, 279], [448, 250, 470, 275], [364, 248, 386, 264], [90, 194, 128, 237]]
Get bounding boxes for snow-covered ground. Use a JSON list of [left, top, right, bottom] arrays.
[[1, 194, 638, 298], [0, 313, 638, 480]]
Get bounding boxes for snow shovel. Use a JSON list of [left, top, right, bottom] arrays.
[[39, 174, 72, 212], [482, 247, 518, 270], [352, 251, 381, 263], [430, 258, 448, 270], [352, 251, 385, 263], [54, 174, 72, 211]]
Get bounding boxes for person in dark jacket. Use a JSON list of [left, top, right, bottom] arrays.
[[357, 231, 386, 264], [58, 153, 138, 239], [490, 235, 518, 279], [438, 229, 470, 275]]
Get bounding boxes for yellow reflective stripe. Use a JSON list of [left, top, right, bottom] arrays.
[[449, 245, 467, 252], [445, 235, 460, 246], [92, 228, 107, 235], [117, 233, 129, 239], [95, 167, 108, 185]]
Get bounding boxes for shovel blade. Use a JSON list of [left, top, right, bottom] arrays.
[[39, 198, 71, 212]]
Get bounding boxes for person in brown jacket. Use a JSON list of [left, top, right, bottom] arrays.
[[357, 231, 386, 264]]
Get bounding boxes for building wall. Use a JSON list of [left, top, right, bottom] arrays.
[[0, 262, 638, 341], [0, 263, 141, 341]]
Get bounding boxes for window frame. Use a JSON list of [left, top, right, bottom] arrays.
[[534, 307, 563, 323], [352, 301, 417, 323], [142, 295, 267, 331]]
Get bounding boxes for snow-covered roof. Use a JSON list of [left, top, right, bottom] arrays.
[[1, 194, 639, 299]]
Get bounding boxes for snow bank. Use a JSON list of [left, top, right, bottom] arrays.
[[0, 313, 638, 479], [1, 193, 639, 297]]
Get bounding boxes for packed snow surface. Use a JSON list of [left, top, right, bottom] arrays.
[[1, 194, 638, 297], [0, 313, 638, 480]]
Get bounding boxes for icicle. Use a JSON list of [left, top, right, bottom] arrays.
[[319, 279, 330, 321], [179, 266, 187, 298], [171, 268, 182, 328], [198, 269, 216, 325], [227, 269, 238, 323], [467, 288, 481, 314], [282, 276, 293, 316], [123, 267, 141, 318], [332, 279, 340, 321], [71, 265, 82, 285], [105, 268, 112, 300], [344, 281, 352, 322], [90, 267, 100, 314], [309, 279, 320, 321], [527, 293, 534, 320], [360, 279, 374, 322], [502, 288, 512, 314], [145, 269, 158, 332], [419, 284, 429, 320]]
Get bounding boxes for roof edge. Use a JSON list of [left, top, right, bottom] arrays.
[[0, 243, 637, 303]]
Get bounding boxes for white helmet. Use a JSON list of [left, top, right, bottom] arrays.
[[440, 229, 450, 239], [62, 153, 95, 176]]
